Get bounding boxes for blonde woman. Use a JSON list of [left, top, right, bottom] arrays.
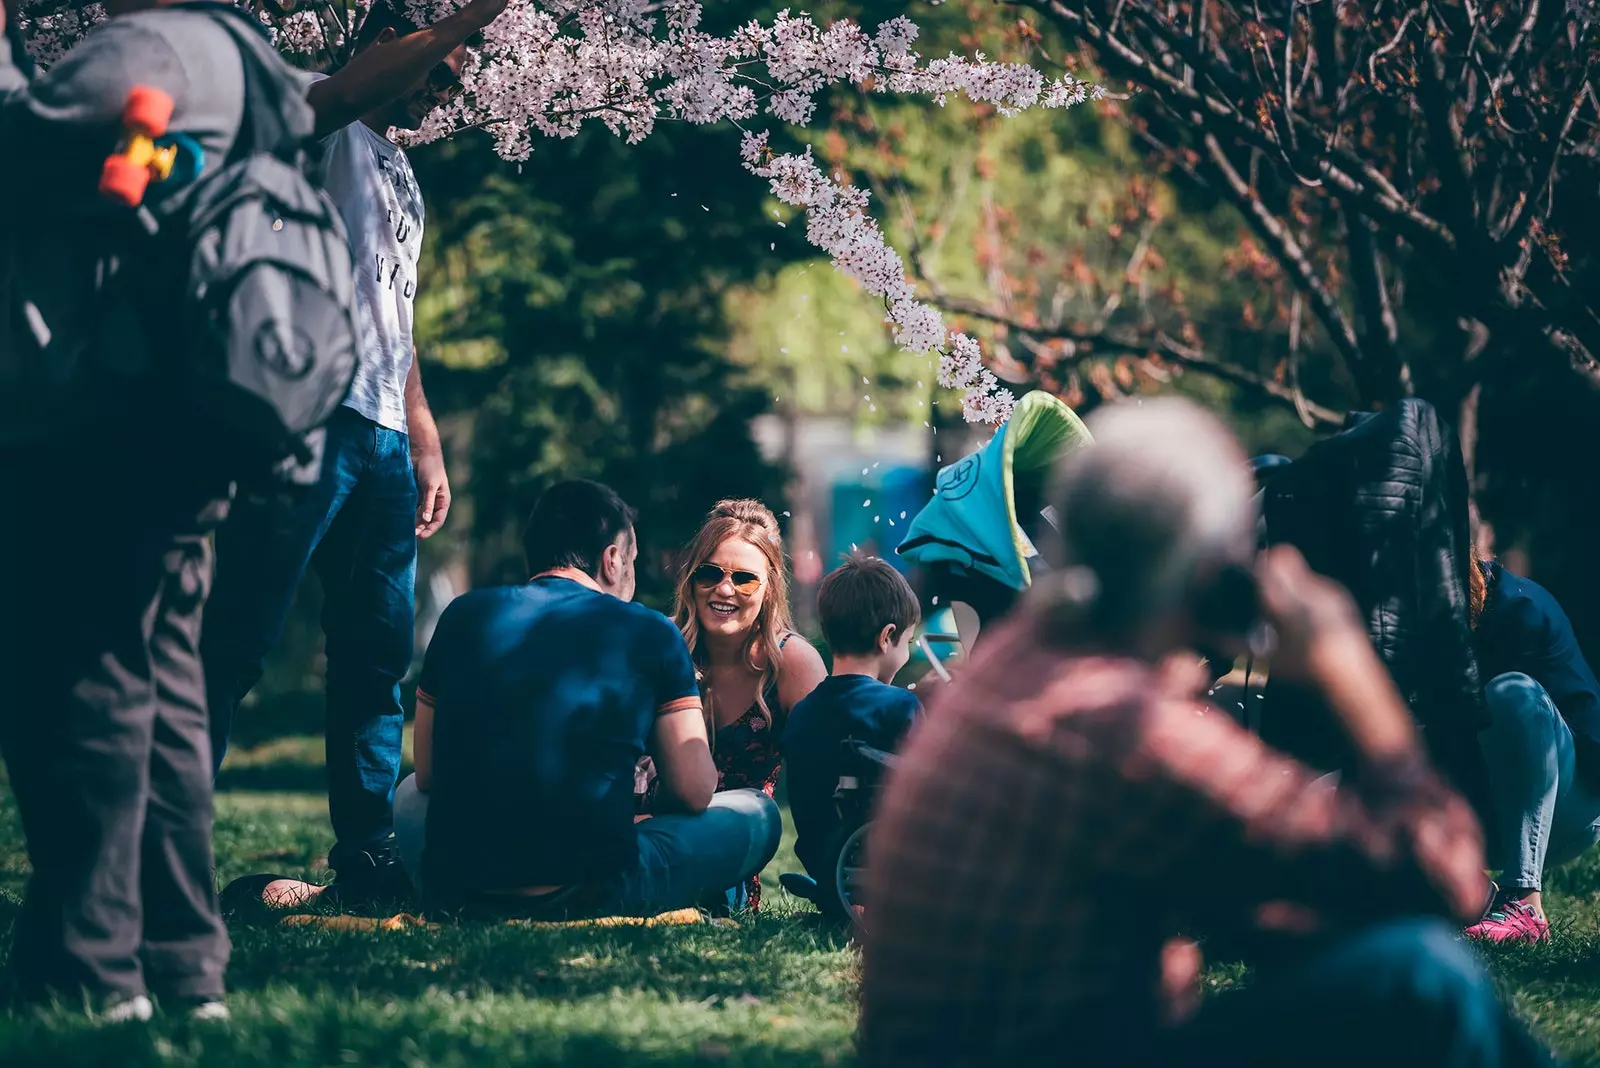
[[673, 499, 827, 908]]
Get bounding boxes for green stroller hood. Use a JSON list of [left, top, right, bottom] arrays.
[[897, 391, 1093, 591]]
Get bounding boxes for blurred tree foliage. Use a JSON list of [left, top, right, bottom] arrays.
[[252, 0, 1323, 717], [406, 122, 802, 607]]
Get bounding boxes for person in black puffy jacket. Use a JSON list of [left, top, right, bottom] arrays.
[[1259, 399, 1492, 823]]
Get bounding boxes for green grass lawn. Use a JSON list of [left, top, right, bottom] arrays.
[[4, 733, 1600, 1065]]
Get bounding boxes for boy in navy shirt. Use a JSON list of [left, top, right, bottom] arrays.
[[784, 557, 923, 893]]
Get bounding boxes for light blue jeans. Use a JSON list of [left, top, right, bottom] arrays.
[[394, 775, 781, 915], [1479, 672, 1600, 891]]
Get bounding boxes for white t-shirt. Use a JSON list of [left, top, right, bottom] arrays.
[[318, 111, 423, 433]]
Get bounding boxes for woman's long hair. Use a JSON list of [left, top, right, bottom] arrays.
[[1467, 502, 1490, 630], [1469, 536, 1490, 630], [672, 499, 796, 736]]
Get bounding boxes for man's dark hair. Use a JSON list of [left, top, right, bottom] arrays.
[[817, 556, 921, 656], [522, 480, 638, 577], [355, 0, 422, 48]]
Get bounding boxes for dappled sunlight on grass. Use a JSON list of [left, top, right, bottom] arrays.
[[6, 739, 1600, 1063]]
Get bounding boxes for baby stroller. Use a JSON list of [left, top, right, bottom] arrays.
[[896, 391, 1094, 648], [779, 736, 899, 927]]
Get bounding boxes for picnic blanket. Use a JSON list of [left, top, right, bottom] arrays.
[[898, 390, 1093, 592], [279, 908, 725, 932]]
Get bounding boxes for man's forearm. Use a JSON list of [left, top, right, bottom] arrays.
[[405, 354, 441, 454], [308, 7, 483, 137]]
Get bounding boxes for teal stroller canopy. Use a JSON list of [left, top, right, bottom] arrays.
[[897, 391, 1093, 594]]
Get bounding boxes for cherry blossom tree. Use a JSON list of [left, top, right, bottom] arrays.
[[14, 0, 1104, 424], [957, 0, 1600, 642]]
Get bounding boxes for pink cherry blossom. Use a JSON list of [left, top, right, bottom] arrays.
[[14, 0, 1099, 421]]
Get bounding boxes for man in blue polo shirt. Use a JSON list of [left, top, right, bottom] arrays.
[[1467, 553, 1600, 944], [393, 479, 780, 914]]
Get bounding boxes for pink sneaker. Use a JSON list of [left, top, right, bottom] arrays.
[[1464, 900, 1550, 944]]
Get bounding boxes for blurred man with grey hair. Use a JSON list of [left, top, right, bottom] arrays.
[[860, 398, 1552, 1068]]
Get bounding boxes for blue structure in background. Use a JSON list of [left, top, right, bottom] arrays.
[[827, 465, 929, 572]]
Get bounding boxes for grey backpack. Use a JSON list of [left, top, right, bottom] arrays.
[[1, 9, 358, 485], [158, 10, 359, 483]]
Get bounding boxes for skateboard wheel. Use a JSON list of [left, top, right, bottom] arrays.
[[123, 86, 174, 139], [100, 155, 151, 207]]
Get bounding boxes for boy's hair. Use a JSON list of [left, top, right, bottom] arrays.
[[522, 480, 637, 578], [817, 556, 921, 656]]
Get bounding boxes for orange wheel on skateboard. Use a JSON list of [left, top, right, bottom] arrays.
[[99, 155, 152, 207], [123, 86, 174, 138]]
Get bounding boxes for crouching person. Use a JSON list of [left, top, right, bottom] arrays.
[[393, 480, 780, 916], [1466, 551, 1600, 943], [860, 398, 1554, 1068]]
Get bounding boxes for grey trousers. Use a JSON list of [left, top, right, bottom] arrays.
[[0, 437, 232, 1004]]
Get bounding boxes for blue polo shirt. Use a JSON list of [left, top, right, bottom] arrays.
[[782, 674, 922, 880], [418, 576, 700, 897], [1476, 561, 1600, 782]]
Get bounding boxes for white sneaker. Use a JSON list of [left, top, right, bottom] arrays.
[[186, 1000, 231, 1023], [99, 994, 154, 1024]]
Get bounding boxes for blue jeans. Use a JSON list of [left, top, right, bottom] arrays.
[[394, 775, 781, 916], [202, 407, 416, 866], [1479, 672, 1600, 891], [1150, 919, 1555, 1067]]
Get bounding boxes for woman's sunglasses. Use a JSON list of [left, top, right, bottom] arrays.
[[691, 564, 763, 596]]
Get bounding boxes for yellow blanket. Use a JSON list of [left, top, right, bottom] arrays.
[[279, 907, 725, 932]]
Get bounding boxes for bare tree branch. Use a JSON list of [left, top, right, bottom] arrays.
[[922, 285, 1344, 426], [1197, 132, 1374, 396], [1344, 207, 1411, 397]]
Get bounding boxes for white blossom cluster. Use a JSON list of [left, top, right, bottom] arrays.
[[13, 2, 105, 65], [14, 0, 1101, 422], [740, 131, 1014, 424]]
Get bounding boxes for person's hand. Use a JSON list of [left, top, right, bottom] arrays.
[[1257, 545, 1417, 759], [1255, 545, 1368, 685], [413, 450, 451, 539], [460, 0, 509, 30]]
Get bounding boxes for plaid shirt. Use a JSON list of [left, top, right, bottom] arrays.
[[858, 614, 1489, 1067]]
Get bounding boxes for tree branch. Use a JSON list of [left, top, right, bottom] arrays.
[[1023, 0, 1459, 253], [1344, 207, 1411, 397], [922, 286, 1344, 426]]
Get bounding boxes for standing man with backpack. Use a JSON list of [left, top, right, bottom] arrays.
[[206, 0, 507, 911], [0, 0, 361, 1020]]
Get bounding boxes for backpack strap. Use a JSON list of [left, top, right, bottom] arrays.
[[199, 5, 316, 164]]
